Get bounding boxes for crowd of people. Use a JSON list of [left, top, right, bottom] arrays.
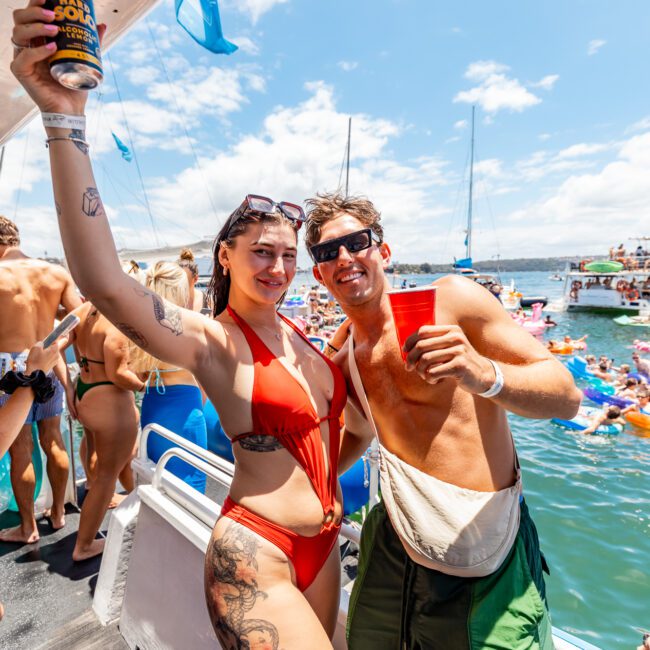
[[608, 242, 650, 270], [2, 4, 594, 647]]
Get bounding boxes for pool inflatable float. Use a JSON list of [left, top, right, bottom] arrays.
[[614, 316, 650, 327], [633, 340, 650, 351], [583, 387, 634, 408], [584, 260, 623, 273], [564, 358, 616, 394], [625, 411, 650, 430], [552, 406, 622, 435]]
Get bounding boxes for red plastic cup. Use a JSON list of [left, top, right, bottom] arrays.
[[387, 286, 436, 360]]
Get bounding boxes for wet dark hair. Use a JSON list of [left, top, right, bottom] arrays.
[[207, 206, 299, 317], [606, 406, 621, 419]]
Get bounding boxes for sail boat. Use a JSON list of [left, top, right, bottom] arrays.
[[451, 107, 537, 311]]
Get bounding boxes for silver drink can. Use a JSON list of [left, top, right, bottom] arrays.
[[47, 0, 103, 90]]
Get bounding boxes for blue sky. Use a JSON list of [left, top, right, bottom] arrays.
[[2, 0, 650, 264]]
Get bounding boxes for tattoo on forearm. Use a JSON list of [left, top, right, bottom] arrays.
[[115, 322, 149, 349], [55, 201, 62, 217], [237, 435, 284, 453], [82, 187, 105, 218], [133, 288, 184, 336], [70, 129, 89, 155], [205, 524, 280, 650]]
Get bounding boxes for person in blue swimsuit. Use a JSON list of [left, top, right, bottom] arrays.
[[130, 262, 208, 493]]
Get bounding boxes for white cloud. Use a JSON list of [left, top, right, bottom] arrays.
[[538, 133, 552, 141], [453, 119, 468, 130], [626, 115, 650, 133], [224, 0, 289, 24], [531, 74, 559, 91], [338, 61, 359, 72], [230, 35, 261, 56], [557, 143, 611, 159], [454, 60, 542, 114], [464, 61, 509, 81], [588, 39, 606, 56], [496, 132, 650, 256]]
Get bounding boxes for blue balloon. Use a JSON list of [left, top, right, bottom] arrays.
[[340, 457, 370, 516]]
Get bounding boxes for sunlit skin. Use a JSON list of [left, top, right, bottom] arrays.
[[219, 221, 298, 318], [312, 214, 391, 310]]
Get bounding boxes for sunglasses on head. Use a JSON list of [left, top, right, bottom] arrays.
[[309, 228, 382, 263], [225, 194, 306, 237]]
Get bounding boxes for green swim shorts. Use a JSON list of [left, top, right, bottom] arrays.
[[347, 499, 553, 650]]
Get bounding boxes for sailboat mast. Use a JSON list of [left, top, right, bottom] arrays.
[[0, 146, 5, 182], [345, 117, 352, 197], [466, 106, 475, 260]]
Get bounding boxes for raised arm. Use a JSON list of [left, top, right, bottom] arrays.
[[10, 7, 221, 373], [103, 329, 146, 393], [404, 275, 582, 420]]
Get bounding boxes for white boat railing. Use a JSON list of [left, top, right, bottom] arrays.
[[139, 426, 362, 544], [138, 422, 234, 477]]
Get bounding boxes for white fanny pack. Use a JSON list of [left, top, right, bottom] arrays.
[[348, 331, 522, 577]]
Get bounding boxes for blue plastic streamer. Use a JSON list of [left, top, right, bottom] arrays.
[[175, 0, 238, 55], [111, 132, 133, 162]]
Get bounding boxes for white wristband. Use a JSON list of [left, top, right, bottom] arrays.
[[478, 359, 504, 398], [42, 113, 86, 130]]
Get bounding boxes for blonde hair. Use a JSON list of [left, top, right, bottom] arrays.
[[0, 215, 20, 247], [128, 261, 189, 373], [177, 247, 199, 280]]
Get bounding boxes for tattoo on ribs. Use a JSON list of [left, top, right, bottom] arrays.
[[206, 524, 280, 650], [81, 187, 105, 218], [133, 288, 183, 336], [237, 435, 284, 453], [70, 129, 89, 155], [115, 322, 149, 349]]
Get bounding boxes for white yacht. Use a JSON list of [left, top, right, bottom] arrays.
[[562, 253, 650, 313]]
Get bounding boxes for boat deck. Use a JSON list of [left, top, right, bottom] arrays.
[[0, 494, 125, 650]]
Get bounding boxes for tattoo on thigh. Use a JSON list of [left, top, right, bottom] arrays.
[[133, 288, 183, 336], [70, 129, 89, 155], [206, 523, 281, 650], [115, 322, 149, 349], [237, 435, 284, 453], [81, 187, 105, 218]]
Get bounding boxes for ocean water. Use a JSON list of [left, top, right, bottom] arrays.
[[2, 271, 648, 647]]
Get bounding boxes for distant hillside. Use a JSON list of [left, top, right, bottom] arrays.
[[390, 256, 595, 274]]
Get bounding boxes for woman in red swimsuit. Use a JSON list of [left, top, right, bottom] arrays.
[[12, 11, 347, 641]]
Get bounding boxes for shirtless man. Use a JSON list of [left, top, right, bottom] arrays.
[[0, 216, 81, 543], [305, 194, 582, 649]]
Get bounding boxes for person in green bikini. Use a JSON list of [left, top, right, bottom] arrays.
[[70, 301, 144, 561]]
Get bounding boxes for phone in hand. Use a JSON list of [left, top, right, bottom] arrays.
[[43, 313, 80, 348]]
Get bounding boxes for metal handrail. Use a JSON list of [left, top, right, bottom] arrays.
[[139, 423, 234, 477], [152, 447, 232, 492], [149, 446, 364, 545]]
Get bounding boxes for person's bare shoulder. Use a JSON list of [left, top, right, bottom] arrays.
[[433, 274, 498, 319]]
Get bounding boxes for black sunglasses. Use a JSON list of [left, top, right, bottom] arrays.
[[225, 194, 306, 237], [309, 228, 381, 263]]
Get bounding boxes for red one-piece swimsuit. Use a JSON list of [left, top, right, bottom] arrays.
[[220, 305, 347, 592]]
